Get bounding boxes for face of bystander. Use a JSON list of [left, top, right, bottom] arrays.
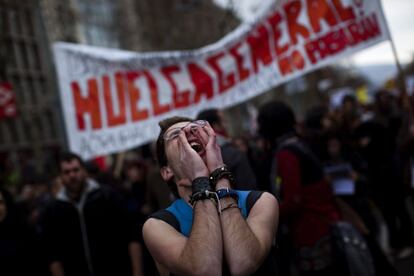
[[60, 159, 87, 201]]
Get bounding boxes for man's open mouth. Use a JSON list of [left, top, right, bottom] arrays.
[[189, 140, 204, 154]]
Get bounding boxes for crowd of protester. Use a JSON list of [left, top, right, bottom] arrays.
[[1, 88, 414, 275]]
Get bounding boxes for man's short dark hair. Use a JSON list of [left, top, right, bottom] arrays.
[[156, 116, 192, 198], [196, 108, 220, 126], [59, 152, 85, 171]]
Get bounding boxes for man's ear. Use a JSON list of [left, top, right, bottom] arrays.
[[160, 166, 174, 182]]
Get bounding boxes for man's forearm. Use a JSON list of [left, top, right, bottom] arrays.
[[174, 200, 223, 275], [215, 177, 273, 275], [219, 197, 264, 275]]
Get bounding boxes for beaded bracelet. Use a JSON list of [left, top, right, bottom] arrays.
[[209, 165, 235, 188]]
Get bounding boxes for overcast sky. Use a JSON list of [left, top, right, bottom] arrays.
[[214, 0, 414, 65]]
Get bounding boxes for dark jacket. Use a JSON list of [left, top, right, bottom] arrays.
[[0, 188, 46, 276], [40, 179, 139, 276], [218, 135, 257, 190]]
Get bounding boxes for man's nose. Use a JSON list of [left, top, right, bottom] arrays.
[[182, 125, 191, 134], [183, 126, 197, 138]]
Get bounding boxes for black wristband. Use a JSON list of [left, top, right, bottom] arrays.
[[191, 177, 212, 194], [190, 177, 215, 206], [209, 165, 235, 188]]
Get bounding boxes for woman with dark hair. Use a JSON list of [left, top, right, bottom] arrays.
[[0, 187, 45, 276], [258, 101, 345, 276]]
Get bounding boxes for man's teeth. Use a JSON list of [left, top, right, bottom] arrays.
[[190, 142, 202, 152]]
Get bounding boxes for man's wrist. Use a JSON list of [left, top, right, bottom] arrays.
[[217, 190, 238, 212], [220, 202, 240, 214], [219, 195, 237, 203], [215, 178, 231, 190], [193, 197, 218, 209], [218, 197, 239, 214], [191, 170, 209, 181]]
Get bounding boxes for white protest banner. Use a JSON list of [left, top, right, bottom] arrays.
[[54, 0, 390, 159]]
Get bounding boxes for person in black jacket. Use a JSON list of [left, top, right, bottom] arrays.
[[39, 152, 144, 276], [0, 187, 46, 276]]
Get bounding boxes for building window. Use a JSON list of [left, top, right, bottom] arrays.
[[76, 0, 120, 48]]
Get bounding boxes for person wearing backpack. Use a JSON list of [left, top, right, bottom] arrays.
[[257, 101, 374, 276]]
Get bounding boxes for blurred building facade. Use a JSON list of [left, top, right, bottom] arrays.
[[0, 0, 240, 180], [118, 0, 239, 51], [41, 0, 239, 51], [0, 0, 63, 180]]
